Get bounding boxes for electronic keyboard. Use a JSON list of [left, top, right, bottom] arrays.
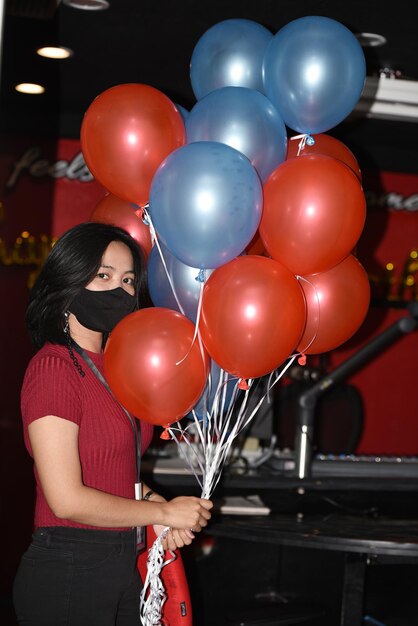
[[268, 451, 418, 479]]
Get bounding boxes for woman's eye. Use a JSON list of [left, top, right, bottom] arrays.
[[97, 272, 109, 280], [123, 277, 134, 285]]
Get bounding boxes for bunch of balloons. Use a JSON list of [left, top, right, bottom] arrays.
[[81, 14, 370, 430], [80, 16, 371, 625]]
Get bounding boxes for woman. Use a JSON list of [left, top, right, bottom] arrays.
[[13, 222, 212, 626]]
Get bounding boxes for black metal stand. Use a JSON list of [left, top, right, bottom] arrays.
[[294, 301, 418, 479]]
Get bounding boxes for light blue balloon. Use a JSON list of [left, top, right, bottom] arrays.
[[187, 360, 237, 421], [190, 19, 273, 101], [186, 86, 287, 182], [263, 16, 366, 134], [149, 141, 263, 269], [175, 104, 190, 125], [147, 242, 213, 322]]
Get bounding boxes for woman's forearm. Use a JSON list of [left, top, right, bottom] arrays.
[[50, 483, 211, 531], [52, 483, 166, 527]]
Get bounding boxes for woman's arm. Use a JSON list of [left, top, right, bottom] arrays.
[[28, 415, 212, 531]]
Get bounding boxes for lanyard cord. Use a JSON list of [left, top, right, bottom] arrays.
[[71, 340, 142, 494]]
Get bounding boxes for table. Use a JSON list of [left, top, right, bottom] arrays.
[[207, 513, 418, 626], [143, 453, 418, 624]]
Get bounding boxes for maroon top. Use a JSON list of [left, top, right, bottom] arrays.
[[21, 342, 154, 530]]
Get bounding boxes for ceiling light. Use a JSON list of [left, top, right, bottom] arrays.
[[36, 46, 73, 60], [62, 0, 110, 10], [15, 83, 45, 95], [355, 32, 387, 47]]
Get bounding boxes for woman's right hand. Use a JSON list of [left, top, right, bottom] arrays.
[[160, 496, 213, 532]]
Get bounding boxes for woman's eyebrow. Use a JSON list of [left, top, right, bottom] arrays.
[[99, 264, 135, 273]]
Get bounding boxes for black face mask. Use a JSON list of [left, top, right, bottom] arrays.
[[69, 287, 136, 333]]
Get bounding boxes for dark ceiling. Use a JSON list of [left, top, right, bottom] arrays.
[[2, 0, 418, 173]]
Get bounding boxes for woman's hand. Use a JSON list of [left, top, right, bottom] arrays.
[[146, 491, 213, 551], [148, 492, 195, 550], [153, 526, 195, 551], [160, 496, 213, 532]]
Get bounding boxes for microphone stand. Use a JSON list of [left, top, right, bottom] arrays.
[[294, 302, 418, 479]]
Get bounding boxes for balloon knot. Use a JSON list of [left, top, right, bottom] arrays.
[[136, 204, 150, 225], [306, 135, 315, 146], [238, 378, 249, 390], [298, 353, 307, 366], [160, 425, 172, 440], [195, 269, 206, 283]]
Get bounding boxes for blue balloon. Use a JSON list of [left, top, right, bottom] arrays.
[[147, 242, 214, 322], [175, 103, 190, 125], [186, 87, 287, 182], [263, 16, 366, 134], [187, 360, 237, 421], [149, 141, 263, 269], [190, 19, 273, 100]]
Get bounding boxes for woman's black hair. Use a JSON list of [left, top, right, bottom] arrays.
[[26, 221, 150, 349]]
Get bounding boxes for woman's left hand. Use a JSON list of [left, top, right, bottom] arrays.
[[153, 525, 195, 551], [146, 489, 196, 550]]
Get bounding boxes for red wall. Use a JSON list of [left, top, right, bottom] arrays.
[[328, 171, 418, 454]]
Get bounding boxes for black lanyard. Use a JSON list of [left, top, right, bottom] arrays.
[[71, 341, 142, 498]]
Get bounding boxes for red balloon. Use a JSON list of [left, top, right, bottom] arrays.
[[200, 256, 306, 379], [81, 84, 186, 206], [246, 231, 267, 256], [298, 255, 370, 355], [91, 194, 152, 258], [104, 308, 209, 426], [287, 133, 362, 180], [259, 155, 366, 276]]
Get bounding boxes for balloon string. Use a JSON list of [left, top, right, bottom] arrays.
[[175, 280, 205, 365], [139, 528, 176, 626], [143, 207, 207, 371], [204, 358, 295, 495], [134, 202, 149, 223], [169, 422, 205, 489], [232, 357, 296, 440], [142, 207, 156, 246], [142, 356, 298, 625], [212, 369, 237, 430], [143, 208, 187, 318], [296, 275, 320, 354], [298, 135, 308, 155], [172, 355, 296, 497], [289, 133, 315, 156]]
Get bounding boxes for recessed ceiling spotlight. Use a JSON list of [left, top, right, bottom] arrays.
[[62, 0, 110, 10], [356, 32, 387, 47], [15, 83, 46, 95], [36, 46, 73, 59]]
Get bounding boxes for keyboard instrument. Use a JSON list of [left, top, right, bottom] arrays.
[[268, 451, 418, 479]]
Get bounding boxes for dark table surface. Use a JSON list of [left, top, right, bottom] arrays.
[[208, 512, 418, 558]]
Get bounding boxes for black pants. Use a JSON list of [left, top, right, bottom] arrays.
[[13, 527, 143, 626]]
